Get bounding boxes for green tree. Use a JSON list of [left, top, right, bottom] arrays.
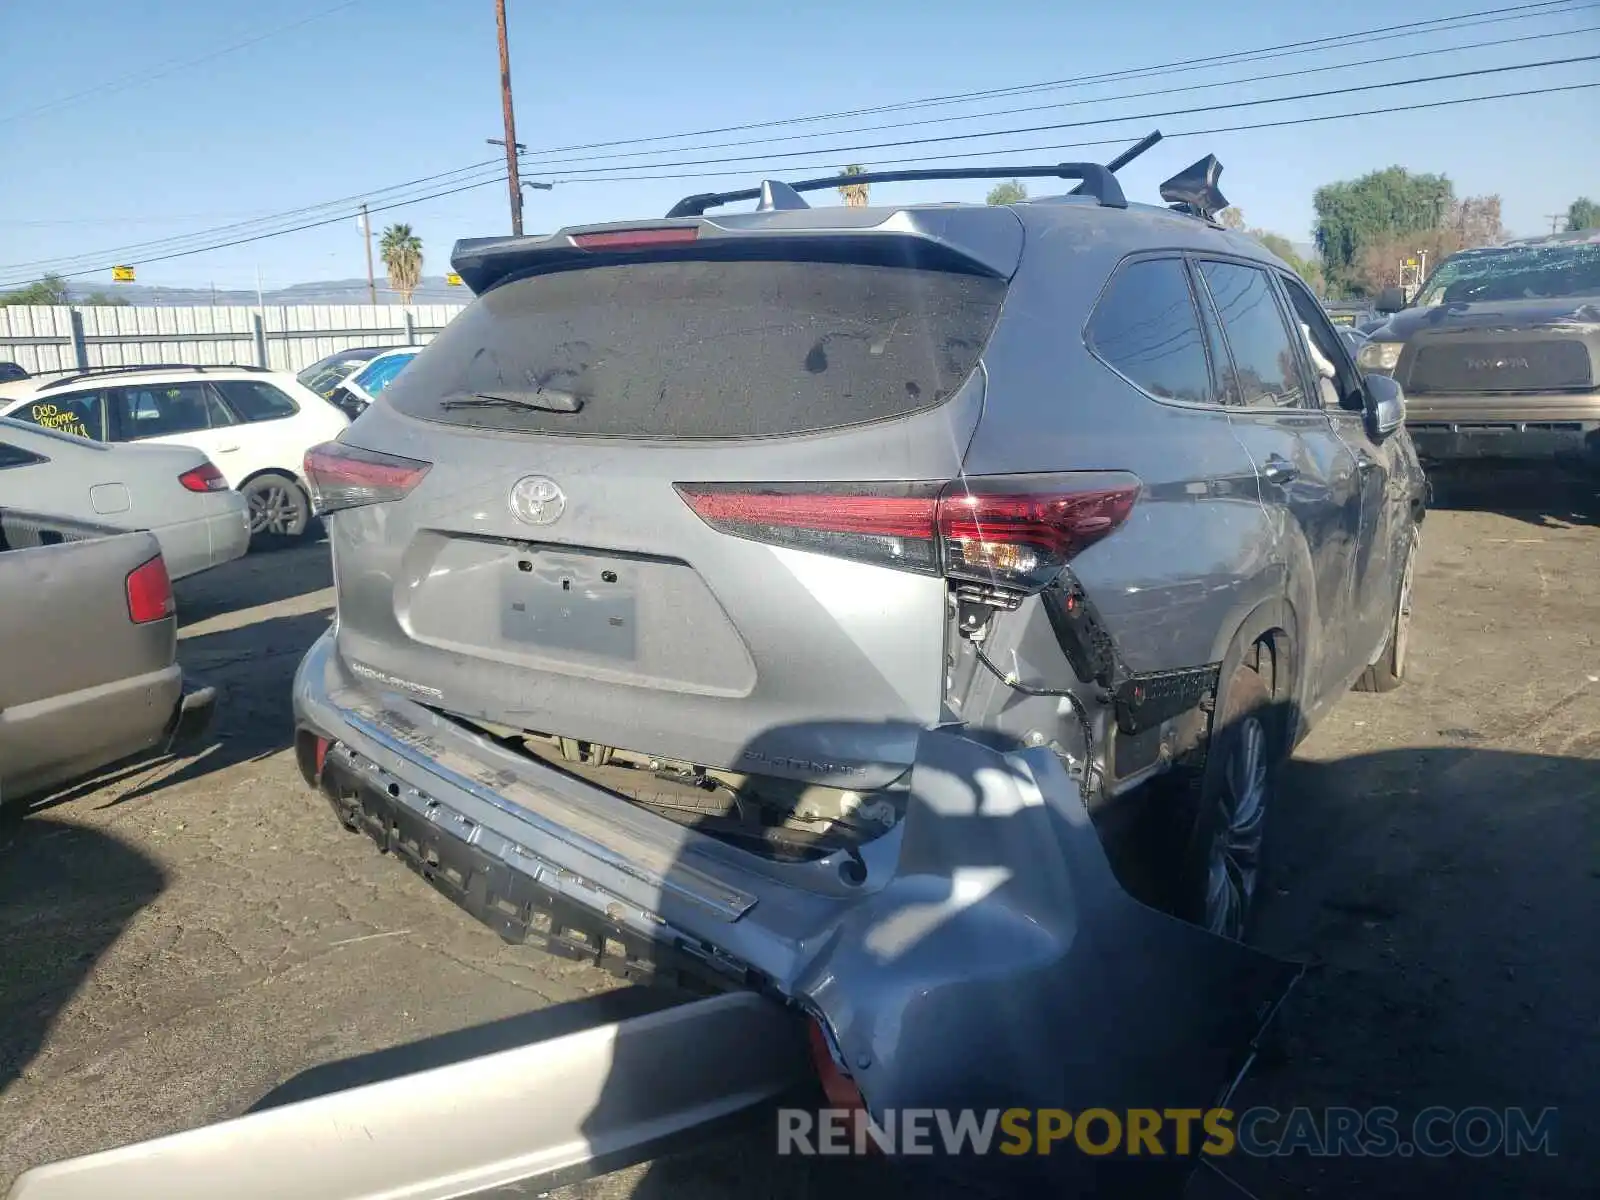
[[837, 164, 870, 208], [82, 291, 129, 306], [379, 223, 423, 303], [986, 180, 1028, 206], [1567, 197, 1600, 231], [1313, 167, 1454, 297], [1216, 206, 1246, 230], [0, 272, 71, 305], [1253, 231, 1325, 296]]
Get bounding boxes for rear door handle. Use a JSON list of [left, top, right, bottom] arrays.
[[1262, 458, 1298, 484], [216, 445, 241, 453]]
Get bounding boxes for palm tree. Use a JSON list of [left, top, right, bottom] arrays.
[[837, 164, 870, 208], [379, 223, 423, 303]]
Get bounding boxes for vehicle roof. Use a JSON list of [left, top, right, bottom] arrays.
[[1502, 228, 1600, 249], [0, 363, 301, 402], [305, 346, 387, 365]]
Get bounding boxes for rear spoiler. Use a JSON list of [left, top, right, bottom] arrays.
[[450, 131, 1179, 296], [450, 207, 1030, 296]]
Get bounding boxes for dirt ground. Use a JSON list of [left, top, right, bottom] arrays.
[[1, 480, 1596, 1198]]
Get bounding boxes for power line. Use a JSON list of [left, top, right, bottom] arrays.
[[0, 0, 366, 124], [9, 16, 1590, 279], [496, 0, 1589, 158], [0, 157, 509, 273], [0, 175, 513, 287], [9, 79, 1595, 289], [510, 53, 1600, 177], [511, 23, 1599, 170], [2, 2, 1587, 279], [555, 81, 1600, 185]]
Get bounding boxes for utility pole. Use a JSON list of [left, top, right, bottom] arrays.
[[494, 0, 524, 236], [360, 203, 377, 305], [1544, 213, 1565, 234]]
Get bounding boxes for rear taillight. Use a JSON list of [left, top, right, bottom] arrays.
[[675, 473, 1139, 593], [303, 441, 431, 516], [126, 554, 174, 623], [178, 463, 228, 492]]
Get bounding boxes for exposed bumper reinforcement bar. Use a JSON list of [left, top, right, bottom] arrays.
[[315, 737, 762, 994]]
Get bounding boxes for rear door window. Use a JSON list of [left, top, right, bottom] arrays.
[[13, 390, 107, 440], [0, 440, 46, 469], [1279, 275, 1364, 412], [1196, 261, 1308, 409], [213, 379, 299, 422], [385, 259, 1008, 438], [1087, 257, 1220, 405], [115, 382, 230, 440]]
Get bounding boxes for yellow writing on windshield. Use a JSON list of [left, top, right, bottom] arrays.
[[29, 402, 90, 439]]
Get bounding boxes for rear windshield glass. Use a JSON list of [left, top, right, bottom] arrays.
[[384, 259, 1008, 438]]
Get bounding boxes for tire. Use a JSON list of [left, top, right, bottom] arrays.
[[1354, 533, 1418, 693], [1174, 657, 1277, 940], [242, 473, 311, 543]]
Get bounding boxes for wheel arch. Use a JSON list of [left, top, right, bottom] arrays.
[[1215, 597, 1303, 753], [238, 465, 310, 495]]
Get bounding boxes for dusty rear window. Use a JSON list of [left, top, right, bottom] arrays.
[[384, 258, 1007, 439]]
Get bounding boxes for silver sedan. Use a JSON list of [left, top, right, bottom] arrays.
[[0, 416, 250, 580]]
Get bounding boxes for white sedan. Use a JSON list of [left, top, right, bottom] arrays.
[[0, 416, 249, 579], [0, 364, 348, 543]]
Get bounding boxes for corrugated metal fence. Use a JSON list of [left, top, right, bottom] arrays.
[[0, 304, 468, 376]]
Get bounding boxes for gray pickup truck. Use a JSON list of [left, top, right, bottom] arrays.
[[0, 515, 215, 804], [1357, 230, 1600, 475]]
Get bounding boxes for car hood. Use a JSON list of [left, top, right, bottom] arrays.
[[1367, 294, 1600, 341]]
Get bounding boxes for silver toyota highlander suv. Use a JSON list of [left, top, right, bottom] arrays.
[[290, 147, 1426, 1177]]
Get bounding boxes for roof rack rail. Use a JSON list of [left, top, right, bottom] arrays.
[[664, 130, 1167, 219], [35, 362, 270, 392], [667, 162, 1130, 219]]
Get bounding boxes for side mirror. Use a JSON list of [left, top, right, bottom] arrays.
[[1375, 286, 1407, 315], [1363, 372, 1405, 438]]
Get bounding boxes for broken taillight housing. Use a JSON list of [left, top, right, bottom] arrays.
[[303, 441, 432, 516], [675, 473, 1140, 594]]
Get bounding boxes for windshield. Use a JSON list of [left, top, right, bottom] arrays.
[[1414, 237, 1600, 306], [297, 354, 374, 397]]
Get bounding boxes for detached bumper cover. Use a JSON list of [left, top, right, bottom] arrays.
[[293, 629, 1300, 1188]]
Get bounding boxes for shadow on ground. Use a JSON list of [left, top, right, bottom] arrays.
[[174, 538, 332, 626], [0, 818, 166, 1093], [1425, 466, 1598, 530]]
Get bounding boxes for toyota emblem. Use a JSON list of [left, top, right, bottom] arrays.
[[509, 476, 566, 526]]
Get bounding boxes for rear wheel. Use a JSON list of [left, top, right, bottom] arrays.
[[1354, 533, 1418, 693], [1176, 657, 1277, 940], [243, 473, 310, 542]]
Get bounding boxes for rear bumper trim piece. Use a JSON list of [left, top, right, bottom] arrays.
[[296, 634, 757, 925]]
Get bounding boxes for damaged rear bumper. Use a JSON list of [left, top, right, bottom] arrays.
[[293, 629, 1299, 1188]]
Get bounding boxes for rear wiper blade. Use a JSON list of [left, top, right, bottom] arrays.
[[439, 389, 583, 414]]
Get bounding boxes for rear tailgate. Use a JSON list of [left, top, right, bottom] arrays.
[[0, 518, 178, 797], [317, 211, 1021, 789]]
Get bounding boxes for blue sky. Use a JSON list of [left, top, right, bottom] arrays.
[[0, 0, 1596, 292]]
